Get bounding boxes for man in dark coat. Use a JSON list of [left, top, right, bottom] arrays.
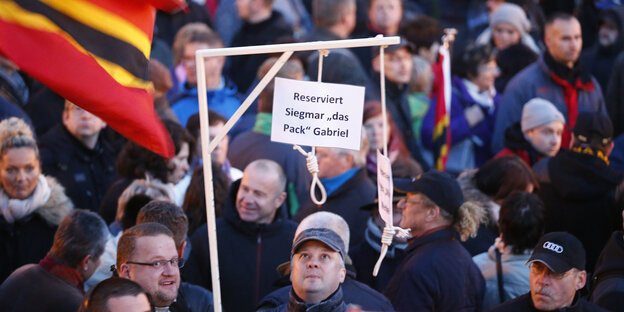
[[384, 170, 485, 311], [226, 0, 293, 94], [0, 210, 109, 312], [295, 141, 376, 249], [39, 100, 116, 212], [257, 211, 395, 311], [591, 217, 624, 311], [490, 232, 607, 312], [265, 228, 349, 312], [533, 112, 624, 273], [183, 159, 297, 312]]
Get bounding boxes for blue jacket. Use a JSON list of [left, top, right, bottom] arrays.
[[492, 55, 605, 154], [170, 78, 241, 126], [384, 227, 485, 312], [422, 76, 500, 172]]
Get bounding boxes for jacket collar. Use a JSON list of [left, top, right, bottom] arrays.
[[39, 253, 85, 294], [405, 227, 457, 253], [287, 287, 346, 312]]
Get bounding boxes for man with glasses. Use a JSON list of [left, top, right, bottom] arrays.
[[384, 170, 485, 311], [490, 232, 607, 311], [117, 222, 187, 311], [136, 200, 213, 311]]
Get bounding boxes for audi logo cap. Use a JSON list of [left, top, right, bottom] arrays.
[[527, 232, 586, 274], [393, 169, 464, 218]]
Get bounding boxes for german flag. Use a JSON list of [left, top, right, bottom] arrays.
[[431, 44, 451, 171], [0, 0, 186, 157]]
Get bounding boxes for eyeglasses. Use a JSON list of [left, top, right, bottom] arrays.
[[126, 258, 185, 269]]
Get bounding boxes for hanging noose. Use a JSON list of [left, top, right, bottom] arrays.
[[292, 49, 330, 206]]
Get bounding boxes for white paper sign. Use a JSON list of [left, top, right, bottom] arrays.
[[271, 77, 365, 150], [376, 150, 393, 226]]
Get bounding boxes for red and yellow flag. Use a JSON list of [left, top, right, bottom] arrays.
[[0, 0, 186, 157], [431, 44, 451, 171]]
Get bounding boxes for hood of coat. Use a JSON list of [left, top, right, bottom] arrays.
[[547, 149, 623, 200], [35, 176, 74, 226], [457, 169, 499, 225]]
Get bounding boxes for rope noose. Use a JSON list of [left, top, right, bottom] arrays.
[[292, 49, 330, 206]]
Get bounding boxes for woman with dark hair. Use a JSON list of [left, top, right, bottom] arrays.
[[362, 100, 422, 182], [0, 117, 74, 282], [182, 161, 229, 235], [457, 155, 538, 256], [473, 191, 545, 310], [98, 119, 195, 224], [422, 44, 501, 174]]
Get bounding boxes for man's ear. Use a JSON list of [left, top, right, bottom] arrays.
[[425, 206, 439, 222], [119, 263, 131, 279], [339, 267, 346, 283], [80, 254, 91, 272], [275, 191, 287, 208], [178, 240, 187, 259], [575, 270, 587, 290]]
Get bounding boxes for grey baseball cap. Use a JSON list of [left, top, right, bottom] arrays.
[[291, 228, 346, 261]]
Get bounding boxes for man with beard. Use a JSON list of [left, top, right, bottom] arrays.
[[117, 223, 186, 311]]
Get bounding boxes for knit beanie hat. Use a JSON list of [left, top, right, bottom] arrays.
[[490, 3, 531, 36], [521, 98, 565, 132]]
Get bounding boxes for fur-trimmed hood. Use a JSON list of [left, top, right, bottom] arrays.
[[34, 175, 73, 226], [457, 169, 500, 226]]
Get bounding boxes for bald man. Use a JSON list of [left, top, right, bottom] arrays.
[[184, 159, 297, 312]]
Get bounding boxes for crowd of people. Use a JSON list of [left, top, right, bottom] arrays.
[[2, 0, 624, 311]]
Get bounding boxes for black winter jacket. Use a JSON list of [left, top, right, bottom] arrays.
[[0, 176, 73, 283], [533, 150, 624, 272], [590, 231, 624, 311], [39, 124, 116, 212], [256, 267, 394, 311], [489, 293, 608, 312], [264, 288, 347, 312]]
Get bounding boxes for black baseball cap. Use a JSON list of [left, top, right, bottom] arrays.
[[393, 170, 464, 217], [572, 112, 613, 146], [527, 232, 586, 274], [292, 228, 346, 261]]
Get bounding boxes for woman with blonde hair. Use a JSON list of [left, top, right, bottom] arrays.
[[0, 117, 73, 282]]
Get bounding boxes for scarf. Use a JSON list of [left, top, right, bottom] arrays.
[[40, 253, 85, 294], [252, 112, 272, 135], [0, 175, 50, 223], [463, 78, 496, 113]]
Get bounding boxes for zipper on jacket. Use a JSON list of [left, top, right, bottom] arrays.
[[255, 233, 262, 305]]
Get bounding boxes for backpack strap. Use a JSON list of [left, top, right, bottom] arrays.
[[495, 248, 505, 304]]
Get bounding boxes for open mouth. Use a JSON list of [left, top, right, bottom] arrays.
[[160, 281, 176, 287]]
